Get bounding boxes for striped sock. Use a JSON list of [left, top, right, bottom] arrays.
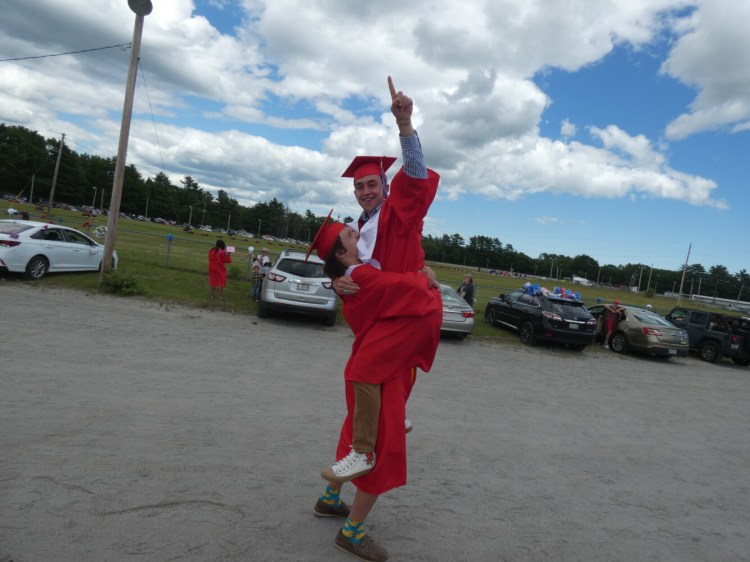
[[320, 485, 342, 507], [340, 516, 365, 545]]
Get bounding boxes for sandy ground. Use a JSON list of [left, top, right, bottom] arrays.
[[1, 282, 749, 562]]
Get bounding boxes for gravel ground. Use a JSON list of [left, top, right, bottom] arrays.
[[1, 282, 749, 562]]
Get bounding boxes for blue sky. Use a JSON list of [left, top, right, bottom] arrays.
[[1, 0, 748, 275]]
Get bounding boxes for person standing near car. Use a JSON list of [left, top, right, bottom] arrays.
[[602, 299, 625, 349], [208, 239, 232, 300], [317, 76, 441, 562], [457, 274, 475, 306], [259, 248, 271, 275]]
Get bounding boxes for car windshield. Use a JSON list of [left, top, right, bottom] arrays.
[[630, 310, 674, 326], [546, 298, 589, 316], [0, 222, 33, 236], [275, 258, 326, 279]]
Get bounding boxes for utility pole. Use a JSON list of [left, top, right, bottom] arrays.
[[46, 134, 65, 216], [226, 214, 231, 233], [637, 264, 644, 292], [30, 174, 35, 206], [676, 243, 692, 307], [101, 0, 153, 277]]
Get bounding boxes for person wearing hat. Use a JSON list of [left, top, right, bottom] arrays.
[[334, 76, 442, 428], [259, 248, 271, 274], [309, 215, 442, 562], [602, 299, 626, 349]]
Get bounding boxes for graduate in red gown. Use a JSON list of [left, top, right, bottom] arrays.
[[208, 239, 232, 299], [313, 75, 441, 562]]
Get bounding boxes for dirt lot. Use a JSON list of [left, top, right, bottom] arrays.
[[1, 282, 749, 562]]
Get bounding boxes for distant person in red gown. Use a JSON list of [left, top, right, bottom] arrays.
[[208, 239, 232, 299]]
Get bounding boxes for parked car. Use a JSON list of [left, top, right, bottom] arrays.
[[258, 249, 337, 325], [484, 288, 596, 350], [588, 304, 689, 358], [664, 308, 750, 366], [439, 283, 475, 339], [0, 220, 118, 280]]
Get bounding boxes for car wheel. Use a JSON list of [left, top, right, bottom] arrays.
[[257, 300, 270, 318], [24, 255, 49, 280], [698, 340, 721, 363], [485, 308, 497, 326], [323, 311, 337, 327], [611, 332, 628, 354], [731, 357, 750, 367], [568, 344, 585, 352], [519, 320, 537, 346]]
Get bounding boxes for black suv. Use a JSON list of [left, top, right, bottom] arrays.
[[485, 289, 596, 350], [664, 308, 750, 366]]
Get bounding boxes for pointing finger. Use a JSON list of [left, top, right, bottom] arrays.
[[388, 76, 397, 99]]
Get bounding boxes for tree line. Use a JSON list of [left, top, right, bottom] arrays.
[[2, 123, 747, 300]]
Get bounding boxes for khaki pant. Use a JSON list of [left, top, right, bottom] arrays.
[[352, 382, 380, 453]]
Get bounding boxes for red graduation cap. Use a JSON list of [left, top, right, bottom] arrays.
[[341, 156, 397, 181], [305, 209, 346, 263]]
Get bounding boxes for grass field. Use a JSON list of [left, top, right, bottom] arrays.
[[1, 200, 734, 341]]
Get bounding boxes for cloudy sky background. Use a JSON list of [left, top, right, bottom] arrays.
[[1, 0, 748, 275]]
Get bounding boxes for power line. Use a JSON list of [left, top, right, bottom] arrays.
[[0, 42, 131, 62]]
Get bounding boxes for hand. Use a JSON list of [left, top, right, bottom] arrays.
[[420, 265, 439, 289], [332, 275, 361, 296], [388, 76, 414, 133]]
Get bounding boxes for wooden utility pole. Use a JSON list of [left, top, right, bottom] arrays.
[[101, 0, 152, 277], [46, 134, 65, 216]]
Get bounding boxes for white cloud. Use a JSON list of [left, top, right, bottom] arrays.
[[0, 0, 738, 218]]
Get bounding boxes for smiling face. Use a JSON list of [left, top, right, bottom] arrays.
[[353, 174, 385, 215], [334, 225, 360, 266]]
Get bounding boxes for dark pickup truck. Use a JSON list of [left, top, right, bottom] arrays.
[[665, 308, 750, 366]]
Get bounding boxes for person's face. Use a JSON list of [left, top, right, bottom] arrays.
[[354, 174, 385, 214], [338, 226, 360, 259]]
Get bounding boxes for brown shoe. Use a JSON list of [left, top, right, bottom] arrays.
[[335, 529, 390, 562], [313, 498, 351, 518]]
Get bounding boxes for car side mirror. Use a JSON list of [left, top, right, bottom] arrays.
[[498, 293, 505, 300]]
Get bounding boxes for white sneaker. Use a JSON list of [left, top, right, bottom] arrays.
[[321, 448, 375, 483], [602, 344, 609, 349], [405, 418, 413, 433]]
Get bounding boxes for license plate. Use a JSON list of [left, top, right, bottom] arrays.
[[569, 323, 579, 330], [296, 283, 310, 291], [669, 349, 678, 355], [731, 344, 739, 350]]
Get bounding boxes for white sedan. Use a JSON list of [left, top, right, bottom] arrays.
[[0, 220, 118, 280]]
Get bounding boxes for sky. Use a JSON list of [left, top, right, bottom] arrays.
[[1, 0, 748, 275]]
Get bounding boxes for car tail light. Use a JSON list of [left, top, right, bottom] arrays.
[[322, 281, 333, 289], [731, 335, 741, 344], [461, 311, 475, 319], [542, 311, 562, 321], [266, 272, 286, 282], [642, 327, 663, 337], [0, 240, 21, 247]]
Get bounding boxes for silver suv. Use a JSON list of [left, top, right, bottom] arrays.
[[257, 249, 337, 325]]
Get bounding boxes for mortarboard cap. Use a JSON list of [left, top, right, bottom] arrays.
[[305, 210, 346, 263], [341, 156, 397, 181]]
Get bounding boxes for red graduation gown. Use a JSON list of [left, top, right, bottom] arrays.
[[336, 169, 443, 495], [208, 248, 231, 287]]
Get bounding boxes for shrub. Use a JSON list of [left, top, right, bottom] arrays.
[[100, 272, 145, 296], [228, 265, 241, 280], [645, 287, 655, 298]]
